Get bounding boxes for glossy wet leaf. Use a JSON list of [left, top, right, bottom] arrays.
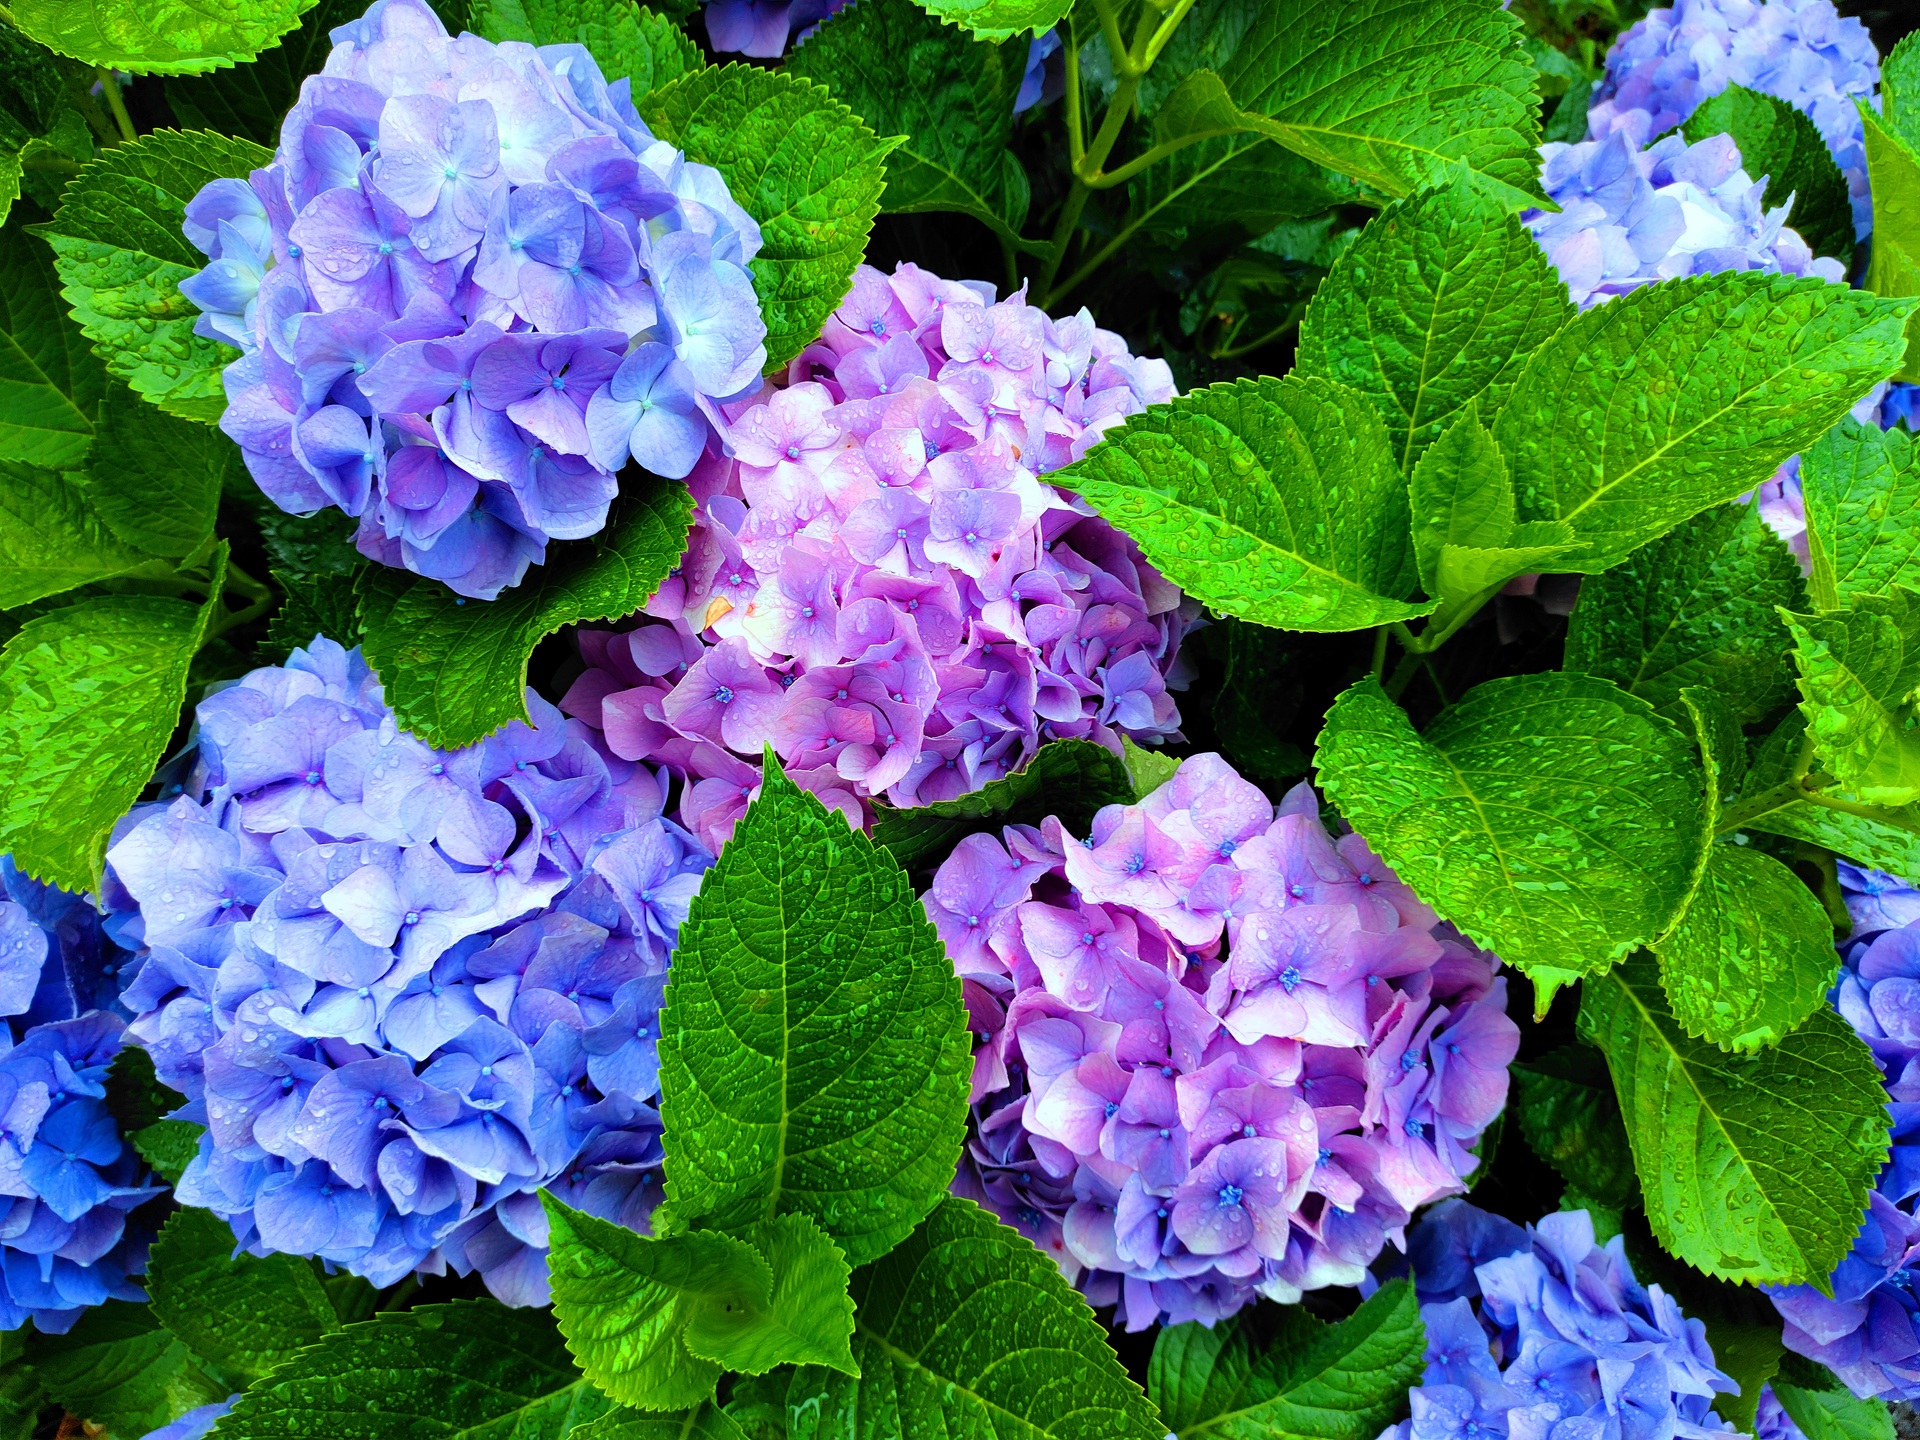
[[1782, 590, 1920, 807], [10, 0, 317, 74], [1802, 417, 1920, 608], [472, 0, 699, 97], [147, 1206, 338, 1382], [82, 379, 226, 557], [0, 462, 148, 607], [0, 205, 101, 468]]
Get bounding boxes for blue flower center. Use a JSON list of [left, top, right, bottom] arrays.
[[714, 685, 734, 704], [1217, 1184, 1244, 1208]]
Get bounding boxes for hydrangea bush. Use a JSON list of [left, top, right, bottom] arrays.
[[2, 0, 1920, 1435]]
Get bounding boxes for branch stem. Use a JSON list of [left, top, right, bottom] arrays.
[[96, 67, 136, 144]]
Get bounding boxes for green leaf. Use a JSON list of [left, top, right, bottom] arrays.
[[1051, 375, 1434, 633], [1860, 103, 1920, 384], [0, 197, 101, 467], [656, 756, 971, 1264], [82, 379, 224, 556], [1296, 183, 1574, 475], [1147, 1281, 1425, 1440], [165, 0, 363, 145], [1205, 617, 1309, 786], [0, 461, 148, 607], [1885, 34, 1920, 153], [569, 1405, 747, 1440], [30, 1301, 227, 1440], [1562, 500, 1806, 726], [1802, 417, 1920, 609], [743, 1197, 1163, 1440], [266, 568, 365, 661], [0, 556, 226, 891], [10, 0, 316, 74], [1681, 684, 1748, 810], [639, 66, 898, 373], [788, 0, 1030, 246], [1314, 672, 1709, 981], [1127, 133, 1356, 254], [1215, 0, 1546, 208], [1122, 736, 1180, 798], [1579, 953, 1890, 1287], [147, 1206, 337, 1382], [0, 28, 96, 226], [132, 1118, 202, 1184], [868, 737, 1134, 870], [1492, 271, 1916, 573], [1683, 85, 1854, 263], [33, 129, 272, 422], [1782, 591, 1920, 807], [684, 1214, 857, 1379], [1742, 710, 1920, 883], [356, 478, 692, 748], [220, 1304, 613, 1437], [1509, 1044, 1639, 1212], [1650, 845, 1838, 1053], [904, 0, 1069, 42], [1771, 1375, 1895, 1440], [471, 0, 700, 99]]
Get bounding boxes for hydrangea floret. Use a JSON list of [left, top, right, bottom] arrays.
[[102, 638, 713, 1304], [930, 753, 1518, 1330], [702, 0, 847, 57], [182, 0, 769, 600], [557, 261, 1193, 852]]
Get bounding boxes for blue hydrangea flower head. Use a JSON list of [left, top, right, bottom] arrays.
[[1588, 0, 1879, 238], [704, 0, 846, 56], [103, 636, 714, 1304], [1389, 1200, 1740, 1440], [182, 0, 770, 600], [0, 861, 161, 1332]]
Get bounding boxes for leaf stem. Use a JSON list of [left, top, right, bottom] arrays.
[[1061, 11, 1086, 172], [96, 67, 136, 144], [1800, 788, 1920, 836], [1370, 626, 1388, 680], [1383, 648, 1423, 703]]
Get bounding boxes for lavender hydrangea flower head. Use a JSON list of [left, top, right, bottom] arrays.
[[554, 261, 1195, 853], [703, 0, 847, 57], [1526, 116, 1845, 309], [0, 861, 160, 1332], [1587, 0, 1880, 237], [182, 0, 769, 600], [932, 753, 1519, 1331], [102, 636, 713, 1304], [1388, 1200, 1741, 1440]]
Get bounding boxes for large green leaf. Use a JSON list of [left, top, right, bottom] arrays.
[[1214, 0, 1545, 208], [737, 1197, 1163, 1440], [1650, 845, 1838, 1053], [33, 129, 271, 421], [0, 555, 225, 891], [1782, 591, 1920, 807], [29, 1302, 227, 1440], [788, 0, 1029, 245], [0, 462, 148, 607], [147, 1206, 338, 1383], [1147, 1281, 1424, 1440], [165, 0, 361, 145], [472, 0, 699, 98], [216, 1304, 611, 1438], [906, 0, 1068, 41], [10, 0, 315, 74], [0, 197, 100, 467], [1860, 103, 1920, 383], [656, 757, 971, 1264], [1802, 418, 1920, 609], [82, 379, 225, 557], [1580, 955, 1889, 1287], [1885, 34, 1920, 152], [1492, 271, 1914, 573], [1295, 182, 1573, 474], [1743, 711, 1920, 883], [545, 1197, 854, 1412], [0, 28, 95, 228], [1314, 672, 1709, 982], [1563, 500, 1806, 726], [1127, 133, 1355, 253], [868, 737, 1133, 871], [1051, 375, 1434, 632], [356, 478, 693, 748], [1684, 85, 1854, 263], [639, 66, 898, 372], [1509, 1044, 1638, 1213], [570, 1406, 746, 1440], [1772, 1370, 1895, 1440]]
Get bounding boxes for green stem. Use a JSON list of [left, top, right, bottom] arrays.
[[1211, 315, 1300, 361], [1383, 648, 1423, 703], [219, 560, 272, 603], [205, 594, 272, 641], [1062, 17, 1086, 172], [1081, 128, 1222, 189], [1800, 789, 1920, 837], [96, 67, 136, 144], [1093, 0, 1134, 80], [1051, 218, 1145, 305], [1370, 626, 1388, 680], [1141, 0, 1201, 68]]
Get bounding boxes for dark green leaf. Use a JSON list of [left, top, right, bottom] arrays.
[[214, 1301, 611, 1440], [132, 1119, 203, 1185], [1684, 84, 1854, 262], [33, 129, 272, 421], [471, 0, 699, 98], [1859, 103, 1920, 383], [1206, 618, 1308, 787], [1563, 500, 1806, 725], [1147, 1281, 1425, 1440], [1493, 272, 1915, 572], [0, 461, 148, 607], [164, 0, 363, 145], [103, 1042, 178, 1133], [657, 757, 971, 1264], [356, 477, 692, 748], [1051, 375, 1434, 632], [1127, 135, 1355, 254], [30, 1301, 226, 1440], [569, 1405, 747, 1440], [868, 737, 1133, 870], [1743, 710, 1920, 883], [1772, 1375, 1895, 1440], [639, 66, 898, 372], [265, 568, 365, 661], [1782, 590, 1920, 807], [906, 0, 1069, 42], [1681, 685, 1748, 810], [1314, 673, 1709, 985], [1509, 1044, 1638, 1212], [1802, 417, 1920, 609], [0, 197, 100, 466], [148, 1207, 338, 1382], [1580, 954, 1889, 1287], [1296, 183, 1574, 475], [82, 379, 224, 556]]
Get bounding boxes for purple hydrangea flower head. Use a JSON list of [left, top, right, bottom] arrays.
[[704, 0, 847, 57], [181, 0, 769, 600], [0, 860, 161, 1332], [1389, 1200, 1741, 1440], [933, 754, 1520, 1330], [1015, 29, 1063, 115], [552, 261, 1196, 851], [1588, 0, 1880, 238], [1526, 117, 1845, 310], [102, 636, 715, 1305]]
